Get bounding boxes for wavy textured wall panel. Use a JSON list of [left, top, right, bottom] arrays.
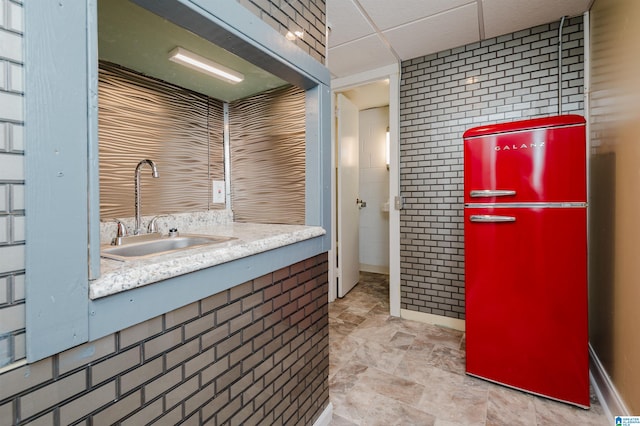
[[208, 99, 224, 184], [98, 62, 224, 220], [230, 86, 306, 224]]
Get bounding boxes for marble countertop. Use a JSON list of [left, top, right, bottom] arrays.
[[90, 222, 326, 299]]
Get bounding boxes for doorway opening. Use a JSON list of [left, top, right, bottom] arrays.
[[333, 79, 390, 301]]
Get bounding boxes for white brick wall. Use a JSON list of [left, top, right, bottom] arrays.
[[0, 0, 25, 366], [399, 17, 584, 319]]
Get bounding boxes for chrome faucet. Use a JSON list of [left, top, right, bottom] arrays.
[[111, 219, 128, 246], [134, 159, 159, 235]]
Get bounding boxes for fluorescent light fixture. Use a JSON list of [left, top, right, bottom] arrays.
[[168, 47, 244, 84]]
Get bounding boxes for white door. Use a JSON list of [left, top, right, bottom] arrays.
[[337, 94, 360, 297]]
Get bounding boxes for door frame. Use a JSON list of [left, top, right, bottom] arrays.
[[329, 64, 401, 317]]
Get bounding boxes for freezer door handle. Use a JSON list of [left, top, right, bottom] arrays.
[[469, 190, 516, 198], [470, 215, 516, 223]]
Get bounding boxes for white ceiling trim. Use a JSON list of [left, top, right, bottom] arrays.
[[331, 63, 399, 92], [476, 0, 486, 39]]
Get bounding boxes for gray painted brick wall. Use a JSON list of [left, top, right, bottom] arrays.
[[236, 0, 326, 64], [0, 0, 25, 367], [0, 254, 329, 425], [399, 17, 584, 319]]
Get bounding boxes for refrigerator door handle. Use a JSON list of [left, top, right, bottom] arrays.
[[470, 215, 516, 223], [470, 190, 516, 198]]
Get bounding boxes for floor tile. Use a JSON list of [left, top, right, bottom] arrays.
[[360, 393, 436, 426], [330, 413, 359, 426], [425, 345, 466, 376], [351, 338, 407, 373], [418, 367, 489, 424], [328, 272, 609, 426], [485, 386, 537, 425], [357, 366, 425, 407]]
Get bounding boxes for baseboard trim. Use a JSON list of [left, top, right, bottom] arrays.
[[400, 309, 465, 331], [589, 343, 630, 418], [313, 402, 333, 426], [359, 264, 389, 274]]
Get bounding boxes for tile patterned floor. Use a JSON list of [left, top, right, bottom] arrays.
[[328, 272, 609, 426]]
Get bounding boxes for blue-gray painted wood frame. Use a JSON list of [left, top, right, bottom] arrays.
[[25, 0, 331, 361], [87, 0, 101, 281], [25, 2, 91, 361]]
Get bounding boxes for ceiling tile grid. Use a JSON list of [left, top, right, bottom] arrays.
[[382, 2, 480, 61], [359, 0, 475, 31], [326, 0, 373, 46], [327, 0, 591, 79]]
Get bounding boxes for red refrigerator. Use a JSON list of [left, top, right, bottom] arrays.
[[463, 115, 589, 408]]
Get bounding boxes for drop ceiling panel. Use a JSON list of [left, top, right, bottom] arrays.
[[383, 2, 480, 60], [482, 0, 592, 38], [327, 0, 374, 46], [328, 35, 398, 78], [359, 0, 475, 31]]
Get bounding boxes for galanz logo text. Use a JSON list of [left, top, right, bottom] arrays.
[[494, 142, 545, 151]]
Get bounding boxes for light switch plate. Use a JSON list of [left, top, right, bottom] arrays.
[[394, 196, 403, 210], [212, 180, 225, 204]]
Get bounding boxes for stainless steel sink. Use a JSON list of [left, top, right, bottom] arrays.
[[101, 234, 235, 261]]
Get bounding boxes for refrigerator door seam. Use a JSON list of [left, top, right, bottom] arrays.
[[465, 202, 587, 208]]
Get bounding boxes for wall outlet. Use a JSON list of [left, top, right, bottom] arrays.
[[212, 180, 225, 204]]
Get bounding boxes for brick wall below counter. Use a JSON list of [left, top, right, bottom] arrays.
[[0, 253, 329, 425]]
